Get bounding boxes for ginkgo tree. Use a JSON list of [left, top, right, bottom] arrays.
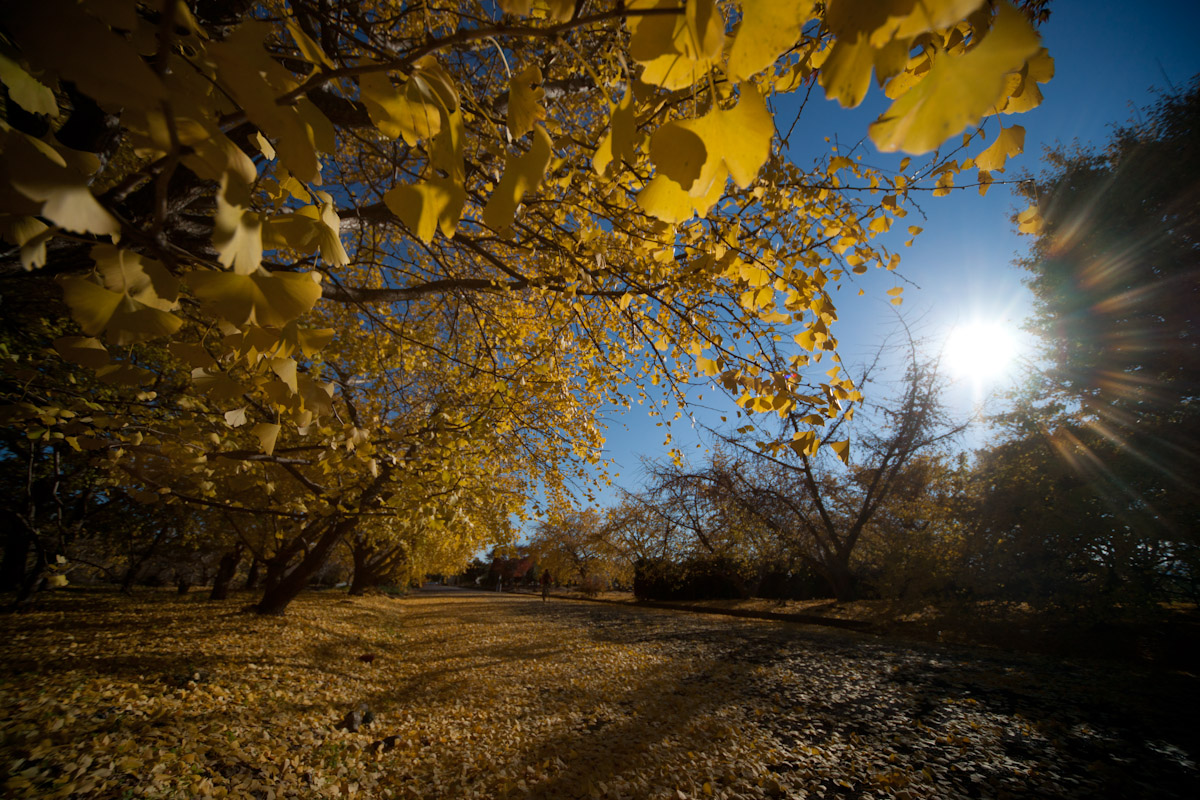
[[0, 0, 1052, 610]]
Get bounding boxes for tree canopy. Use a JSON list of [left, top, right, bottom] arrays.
[[0, 0, 1053, 610]]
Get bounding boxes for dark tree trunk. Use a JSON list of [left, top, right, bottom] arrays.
[[243, 558, 261, 590], [0, 528, 31, 593], [209, 545, 244, 600], [176, 579, 192, 595], [255, 518, 354, 615], [348, 539, 379, 596], [348, 560, 374, 596], [255, 470, 392, 615], [824, 558, 857, 602], [261, 553, 292, 594]]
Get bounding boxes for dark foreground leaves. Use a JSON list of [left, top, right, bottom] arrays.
[[1, 589, 1196, 799]]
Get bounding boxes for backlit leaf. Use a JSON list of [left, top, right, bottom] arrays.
[[728, 0, 815, 81], [869, 2, 1041, 153], [974, 124, 1025, 171], [53, 336, 110, 368], [384, 177, 468, 243], [507, 65, 546, 139], [483, 125, 553, 230], [0, 51, 58, 116], [253, 422, 281, 455], [189, 269, 323, 328]]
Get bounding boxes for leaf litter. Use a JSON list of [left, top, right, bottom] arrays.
[[1, 590, 1196, 799]]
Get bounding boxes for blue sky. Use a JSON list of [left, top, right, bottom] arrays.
[[586, 0, 1200, 506]]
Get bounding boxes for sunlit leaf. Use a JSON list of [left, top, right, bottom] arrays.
[[507, 64, 546, 139], [869, 2, 1041, 153], [483, 125, 553, 230], [384, 177, 468, 243], [189, 268, 323, 328], [728, 0, 815, 81], [974, 124, 1025, 171], [0, 51, 58, 116]]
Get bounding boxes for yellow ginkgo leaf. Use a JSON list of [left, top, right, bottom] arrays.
[[53, 336, 110, 368], [593, 89, 639, 175], [90, 246, 179, 310], [482, 125, 553, 231], [213, 176, 263, 275], [682, 0, 724, 61], [872, 0, 987, 47], [641, 85, 773, 221], [628, 0, 720, 91], [57, 274, 182, 345], [1017, 204, 1044, 234], [0, 51, 58, 117], [253, 422, 281, 456], [192, 368, 246, 402], [636, 168, 725, 224], [384, 177, 468, 243], [819, 32, 876, 108], [281, 322, 335, 358], [168, 342, 217, 369], [869, 2, 1041, 154], [507, 64, 545, 139], [359, 71, 442, 146], [974, 124, 1025, 171], [728, 0, 815, 81], [189, 268, 323, 328], [4, 0, 166, 113], [830, 439, 851, 464]]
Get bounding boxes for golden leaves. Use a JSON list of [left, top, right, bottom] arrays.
[[189, 269, 323, 328], [506, 65, 546, 139], [1, 0, 166, 112], [869, 2, 1042, 153], [975, 124, 1025, 171], [208, 22, 333, 183], [593, 89, 639, 175], [1017, 204, 1044, 234], [638, 85, 774, 222], [360, 69, 444, 146], [628, 0, 723, 90], [384, 178, 468, 243], [57, 247, 181, 345], [0, 126, 119, 236], [0, 51, 57, 117], [483, 126, 553, 231], [728, 0, 816, 81]]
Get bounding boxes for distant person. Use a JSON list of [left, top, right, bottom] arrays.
[[540, 570, 552, 602]]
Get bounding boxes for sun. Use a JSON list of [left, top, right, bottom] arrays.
[[944, 321, 1018, 382]]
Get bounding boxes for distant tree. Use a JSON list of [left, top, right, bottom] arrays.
[[652, 351, 966, 601], [998, 76, 1200, 600], [529, 510, 630, 589]]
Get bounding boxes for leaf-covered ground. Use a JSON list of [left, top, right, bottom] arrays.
[[2, 588, 1197, 799]]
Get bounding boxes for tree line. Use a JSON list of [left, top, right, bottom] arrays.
[[5, 0, 1163, 616]]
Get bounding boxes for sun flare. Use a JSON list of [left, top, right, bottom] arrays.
[[945, 321, 1017, 382]]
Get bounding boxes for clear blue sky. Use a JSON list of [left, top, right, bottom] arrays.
[[584, 0, 1200, 507]]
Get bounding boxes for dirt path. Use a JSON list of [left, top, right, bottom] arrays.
[[2, 589, 1196, 799]]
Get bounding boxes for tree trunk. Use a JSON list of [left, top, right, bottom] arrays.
[[243, 558, 261, 590], [209, 545, 244, 600], [176, 579, 192, 595], [261, 553, 292, 594], [256, 469, 392, 615], [255, 518, 354, 615], [0, 527, 31, 593], [824, 558, 857, 602]]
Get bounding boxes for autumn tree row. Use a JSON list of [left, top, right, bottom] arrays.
[[1, 0, 1054, 612]]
